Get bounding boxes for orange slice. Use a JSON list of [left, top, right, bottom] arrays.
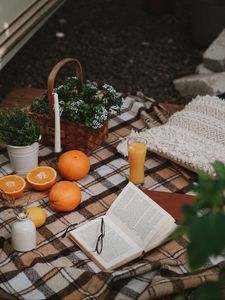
[[0, 175, 26, 199], [26, 166, 57, 191]]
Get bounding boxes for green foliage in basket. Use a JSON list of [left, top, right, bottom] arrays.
[[0, 106, 40, 146], [173, 161, 225, 300], [31, 77, 123, 130]]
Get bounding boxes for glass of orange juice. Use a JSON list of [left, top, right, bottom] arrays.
[[127, 137, 147, 186]]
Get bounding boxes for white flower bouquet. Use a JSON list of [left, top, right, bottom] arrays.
[[31, 77, 123, 130]]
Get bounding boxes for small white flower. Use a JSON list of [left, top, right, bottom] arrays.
[[57, 85, 65, 90], [102, 84, 116, 94], [91, 119, 104, 129], [86, 80, 98, 90], [58, 100, 65, 116]]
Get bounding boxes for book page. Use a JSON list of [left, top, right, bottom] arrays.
[[69, 216, 142, 271], [107, 182, 176, 250], [145, 221, 177, 252]]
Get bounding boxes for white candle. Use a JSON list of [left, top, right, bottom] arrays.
[[53, 92, 62, 153]]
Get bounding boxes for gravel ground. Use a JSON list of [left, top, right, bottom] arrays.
[[0, 0, 202, 104]]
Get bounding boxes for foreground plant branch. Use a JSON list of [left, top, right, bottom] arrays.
[[174, 160, 225, 299]]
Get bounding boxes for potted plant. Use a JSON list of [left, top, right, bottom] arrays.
[[0, 106, 41, 174]]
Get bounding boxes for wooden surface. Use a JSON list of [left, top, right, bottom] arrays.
[[0, 87, 45, 108]]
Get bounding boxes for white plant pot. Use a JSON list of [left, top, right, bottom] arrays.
[[7, 142, 39, 175]]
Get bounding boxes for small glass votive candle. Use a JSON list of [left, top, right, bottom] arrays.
[[127, 137, 147, 186]]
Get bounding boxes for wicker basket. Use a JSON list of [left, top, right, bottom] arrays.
[[30, 58, 108, 154]]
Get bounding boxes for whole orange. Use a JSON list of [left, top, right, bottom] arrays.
[[58, 150, 90, 180], [48, 181, 81, 212]]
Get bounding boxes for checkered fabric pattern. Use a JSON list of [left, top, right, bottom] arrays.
[[0, 97, 219, 299]]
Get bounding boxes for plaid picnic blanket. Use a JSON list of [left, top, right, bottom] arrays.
[[0, 97, 220, 299]]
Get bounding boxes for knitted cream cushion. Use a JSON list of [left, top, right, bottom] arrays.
[[140, 95, 225, 174]]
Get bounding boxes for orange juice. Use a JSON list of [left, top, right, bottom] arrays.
[[128, 141, 147, 185]]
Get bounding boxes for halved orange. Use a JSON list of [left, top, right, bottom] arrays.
[[26, 166, 57, 191], [0, 175, 26, 199]]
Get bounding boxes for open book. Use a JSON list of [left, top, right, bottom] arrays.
[[69, 182, 177, 271]]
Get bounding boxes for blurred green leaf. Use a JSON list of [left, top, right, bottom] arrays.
[[169, 226, 186, 240], [219, 265, 225, 284], [213, 161, 225, 181], [187, 213, 225, 269], [174, 295, 184, 300], [182, 204, 197, 222], [193, 282, 223, 300], [173, 162, 225, 297]]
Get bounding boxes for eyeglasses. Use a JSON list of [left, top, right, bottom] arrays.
[[61, 218, 105, 255], [95, 218, 105, 255], [61, 222, 78, 238]]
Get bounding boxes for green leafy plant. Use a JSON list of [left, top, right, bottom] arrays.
[[0, 106, 40, 146], [31, 77, 123, 130], [174, 161, 225, 299]]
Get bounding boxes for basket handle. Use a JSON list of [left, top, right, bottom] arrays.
[[47, 58, 83, 114]]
